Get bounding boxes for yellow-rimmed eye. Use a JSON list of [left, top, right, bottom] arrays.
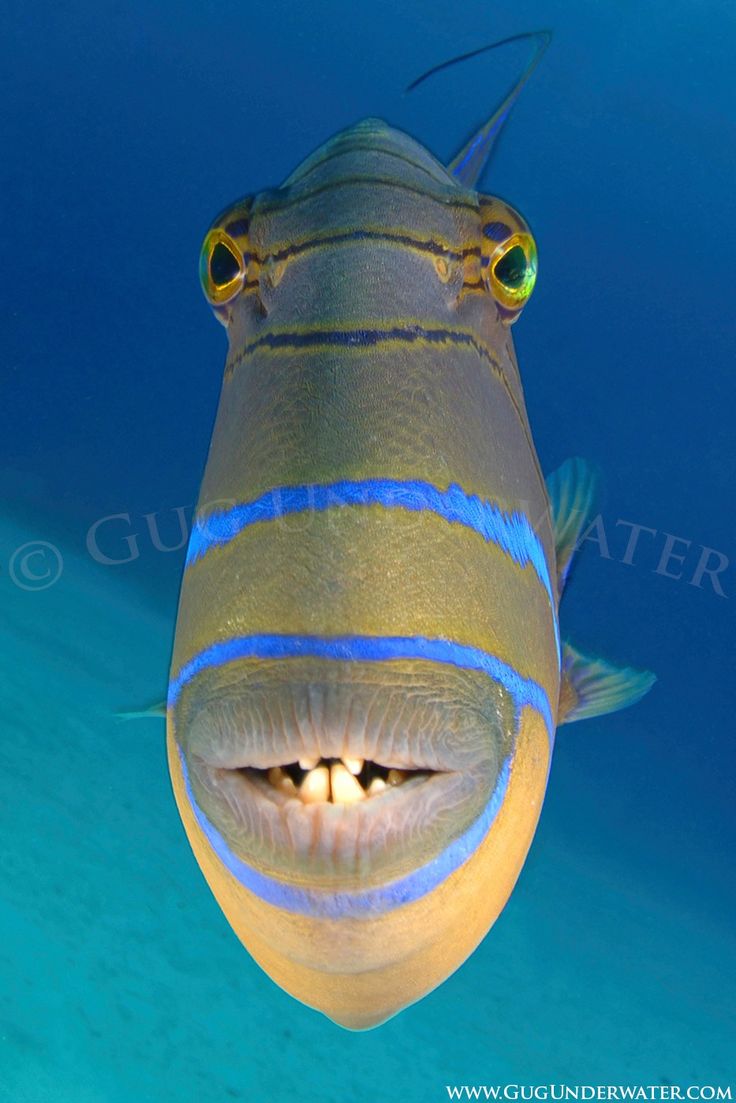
[[199, 228, 245, 305], [478, 196, 537, 322], [488, 232, 537, 311]]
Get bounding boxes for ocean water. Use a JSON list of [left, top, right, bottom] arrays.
[[2, 0, 735, 1098]]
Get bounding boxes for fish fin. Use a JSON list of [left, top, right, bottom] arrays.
[[115, 701, 167, 721], [558, 642, 656, 724], [546, 457, 600, 595], [407, 31, 551, 187]]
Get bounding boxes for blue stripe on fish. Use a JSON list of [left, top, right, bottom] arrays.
[[186, 478, 557, 633], [177, 744, 512, 918], [167, 632, 555, 736]]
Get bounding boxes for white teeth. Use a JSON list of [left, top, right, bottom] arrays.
[[343, 756, 364, 776], [265, 760, 411, 803], [331, 762, 365, 804], [300, 765, 330, 804]]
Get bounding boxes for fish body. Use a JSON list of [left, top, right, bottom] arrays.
[[167, 53, 653, 1029]]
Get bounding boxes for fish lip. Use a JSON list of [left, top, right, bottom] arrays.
[[175, 657, 510, 776], [182, 696, 491, 774]]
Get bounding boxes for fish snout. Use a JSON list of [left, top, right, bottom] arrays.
[[167, 691, 551, 1028], [172, 655, 513, 892]]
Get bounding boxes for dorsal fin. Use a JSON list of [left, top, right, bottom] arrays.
[[546, 457, 600, 595], [406, 31, 551, 187]]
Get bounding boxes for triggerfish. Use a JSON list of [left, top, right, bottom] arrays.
[[166, 33, 654, 1029]]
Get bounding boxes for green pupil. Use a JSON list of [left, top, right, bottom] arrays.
[[494, 245, 528, 289], [210, 241, 241, 287]]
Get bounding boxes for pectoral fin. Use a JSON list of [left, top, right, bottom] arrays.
[[546, 457, 600, 595], [116, 701, 166, 721], [558, 642, 655, 724]]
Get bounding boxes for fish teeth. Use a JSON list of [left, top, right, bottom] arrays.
[[331, 762, 365, 804], [265, 759, 412, 803], [299, 765, 330, 804], [267, 766, 296, 796]]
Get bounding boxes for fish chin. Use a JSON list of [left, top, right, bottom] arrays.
[[172, 656, 514, 890]]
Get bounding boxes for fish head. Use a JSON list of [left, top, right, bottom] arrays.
[[170, 119, 555, 1028]]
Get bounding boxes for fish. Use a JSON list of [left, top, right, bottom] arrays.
[[165, 33, 655, 1030]]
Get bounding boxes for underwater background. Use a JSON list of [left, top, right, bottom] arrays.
[[2, 0, 734, 1097]]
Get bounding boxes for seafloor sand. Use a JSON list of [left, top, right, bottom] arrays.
[[0, 518, 732, 1102]]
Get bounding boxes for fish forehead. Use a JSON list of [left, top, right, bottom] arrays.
[[222, 122, 507, 411], [245, 118, 482, 266], [282, 117, 459, 191]]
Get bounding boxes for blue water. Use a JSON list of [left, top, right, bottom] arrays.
[[2, 0, 735, 1097]]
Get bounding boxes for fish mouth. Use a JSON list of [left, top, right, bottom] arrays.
[[176, 658, 514, 890], [187, 749, 477, 891], [245, 754, 432, 805]]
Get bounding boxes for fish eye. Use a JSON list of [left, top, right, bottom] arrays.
[[199, 228, 245, 305], [494, 244, 527, 289], [487, 232, 537, 313]]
